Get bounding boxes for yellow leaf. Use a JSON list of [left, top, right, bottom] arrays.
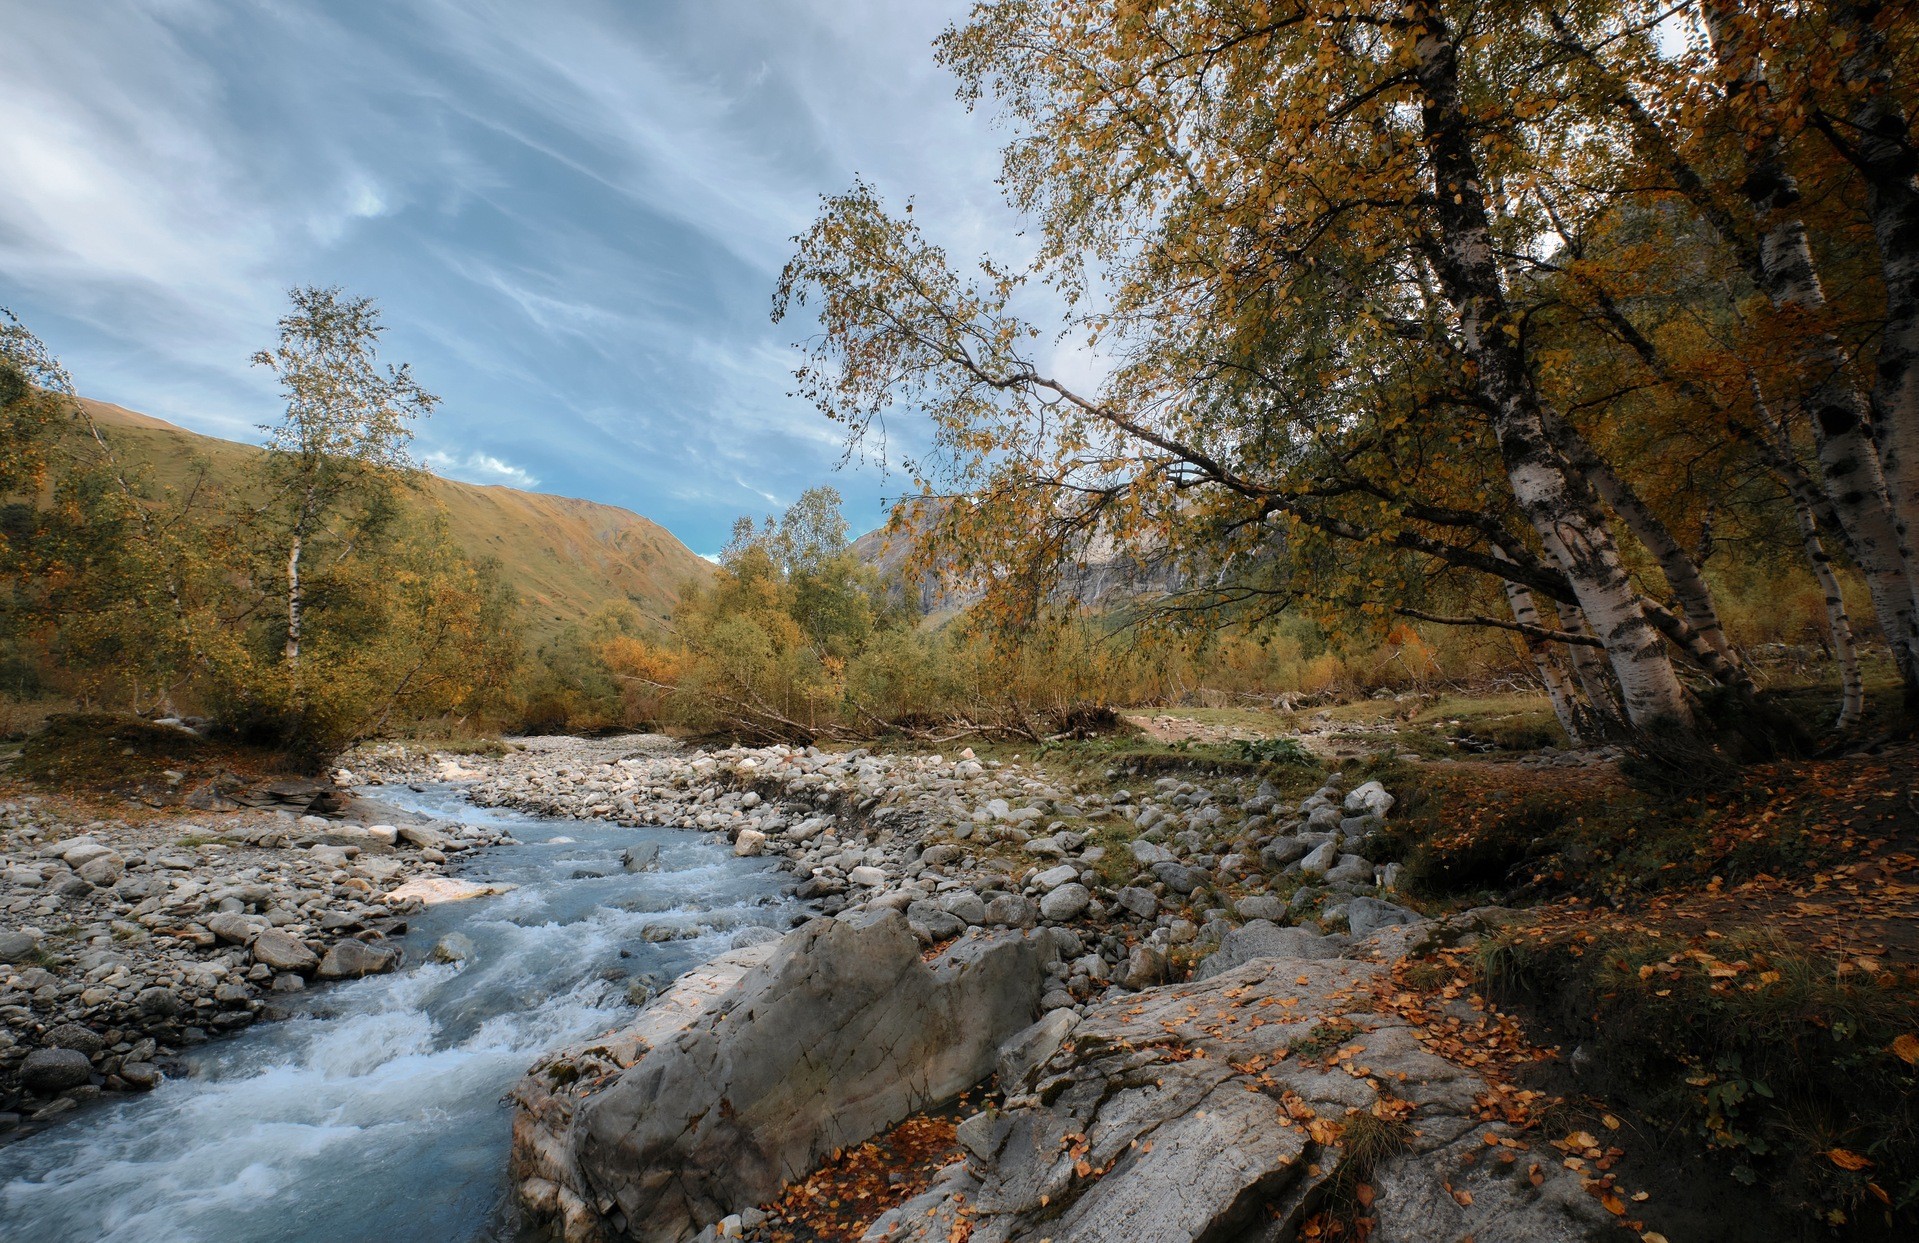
[[1827, 1149, 1872, 1171], [1891, 1034, 1919, 1066]]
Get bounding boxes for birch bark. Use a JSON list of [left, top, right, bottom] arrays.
[[1407, 2, 1693, 728]]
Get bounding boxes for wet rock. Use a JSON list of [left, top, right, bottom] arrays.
[[317, 938, 399, 979], [431, 932, 476, 963], [621, 842, 662, 872], [21, 1047, 92, 1094], [250, 930, 319, 975], [733, 829, 767, 857], [728, 926, 782, 950], [119, 1061, 161, 1090]]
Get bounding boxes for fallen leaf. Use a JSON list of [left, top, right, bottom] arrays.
[[1827, 1149, 1872, 1171], [1452, 1187, 1474, 1207], [1891, 1034, 1919, 1066]]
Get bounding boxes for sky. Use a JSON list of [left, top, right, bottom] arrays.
[[0, 0, 1032, 554]]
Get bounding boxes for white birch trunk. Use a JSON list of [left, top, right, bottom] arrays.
[[1502, 577, 1591, 745], [1408, 3, 1693, 729], [1708, 0, 1919, 696]]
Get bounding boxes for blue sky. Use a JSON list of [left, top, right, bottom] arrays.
[[0, 0, 1035, 554]]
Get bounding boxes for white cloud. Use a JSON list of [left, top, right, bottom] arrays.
[[423, 449, 541, 489]]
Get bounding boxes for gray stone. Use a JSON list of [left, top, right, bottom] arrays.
[[983, 893, 1036, 928], [1039, 883, 1091, 922], [1195, 920, 1345, 980], [1151, 861, 1207, 894], [205, 912, 260, 944], [940, 890, 988, 926], [1297, 840, 1339, 876], [1129, 840, 1175, 866], [1346, 896, 1424, 940], [78, 853, 124, 887], [135, 986, 184, 1016], [728, 925, 783, 949], [621, 842, 662, 872], [882, 952, 1631, 1243], [21, 1047, 91, 1094], [118, 1061, 160, 1090], [0, 929, 38, 963], [1343, 779, 1394, 817], [250, 930, 319, 974], [45, 1023, 104, 1056], [430, 932, 475, 963], [996, 1009, 1079, 1092], [1113, 886, 1158, 919], [569, 912, 1055, 1243], [1033, 864, 1079, 892], [1260, 837, 1309, 869], [1122, 943, 1169, 990], [1305, 805, 1344, 832], [317, 938, 399, 979], [1234, 894, 1287, 923], [1324, 853, 1374, 885], [905, 901, 966, 942]]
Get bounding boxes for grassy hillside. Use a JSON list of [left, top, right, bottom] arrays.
[[77, 399, 712, 636]]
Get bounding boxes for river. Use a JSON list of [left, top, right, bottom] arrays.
[[0, 782, 798, 1242]]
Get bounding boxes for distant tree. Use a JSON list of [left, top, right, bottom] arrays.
[[251, 286, 437, 667]]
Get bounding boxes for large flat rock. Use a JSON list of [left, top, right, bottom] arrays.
[[513, 911, 1059, 1243]]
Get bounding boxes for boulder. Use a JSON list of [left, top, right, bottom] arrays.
[[317, 938, 400, 979], [1113, 886, 1158, 919], [1297, 840, 1339, 876], [733, 829, 767, 857], [996, 1009, 1079, 1092], [1039, 883, 1091, 922], [1033, 864, 1079, 892], [1343, 779, 1395, 817], [0, 929, 39, 963], [45, 1023, 105, 1055], [431, 933, 476, 963], [1151, 860, 1207, 894], [1129, 840, 1175, 866], [1195, 920, 1345, 980], [861, 954, 1630, 1243], [564, 912, 1057, 1243], [621, 843, 662, 872], [983, 893, 1036, 928], [21, 1047, 91, 1094], [250, 929, 320, 974], [1347, 896, 1424, 940], [1122, 943, 1170, 990], [1234, 894, 1287, 923]]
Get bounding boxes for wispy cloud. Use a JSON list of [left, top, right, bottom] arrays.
[[0, 0, 1016, 548], [423, 448, 541, 489]]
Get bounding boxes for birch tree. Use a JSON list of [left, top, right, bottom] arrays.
[[251, 286, 436, 668]]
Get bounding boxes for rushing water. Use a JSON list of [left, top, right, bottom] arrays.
[[0, 784, 798, 1243]]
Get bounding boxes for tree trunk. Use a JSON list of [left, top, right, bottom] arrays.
[[1560, 602, 1631, 737], [1502, 576, 1592, 745], [285, 529, 303, 667], [1542, 410, 1741, 667], [1707, 0, 1919, 697], [1407, 1, 1693, 729], [1832, 1, 1919, 705]]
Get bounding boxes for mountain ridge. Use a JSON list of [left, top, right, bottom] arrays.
[[75, 399, 714, 637]]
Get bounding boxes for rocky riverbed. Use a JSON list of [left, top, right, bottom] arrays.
[[0, 771, 514, 1135]]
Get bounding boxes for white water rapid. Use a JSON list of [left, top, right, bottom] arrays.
[[0, 784, 798, 1242]]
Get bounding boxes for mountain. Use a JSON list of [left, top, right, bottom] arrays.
[[851, 504, 1187, 615], [75, 400, 713, 636]]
